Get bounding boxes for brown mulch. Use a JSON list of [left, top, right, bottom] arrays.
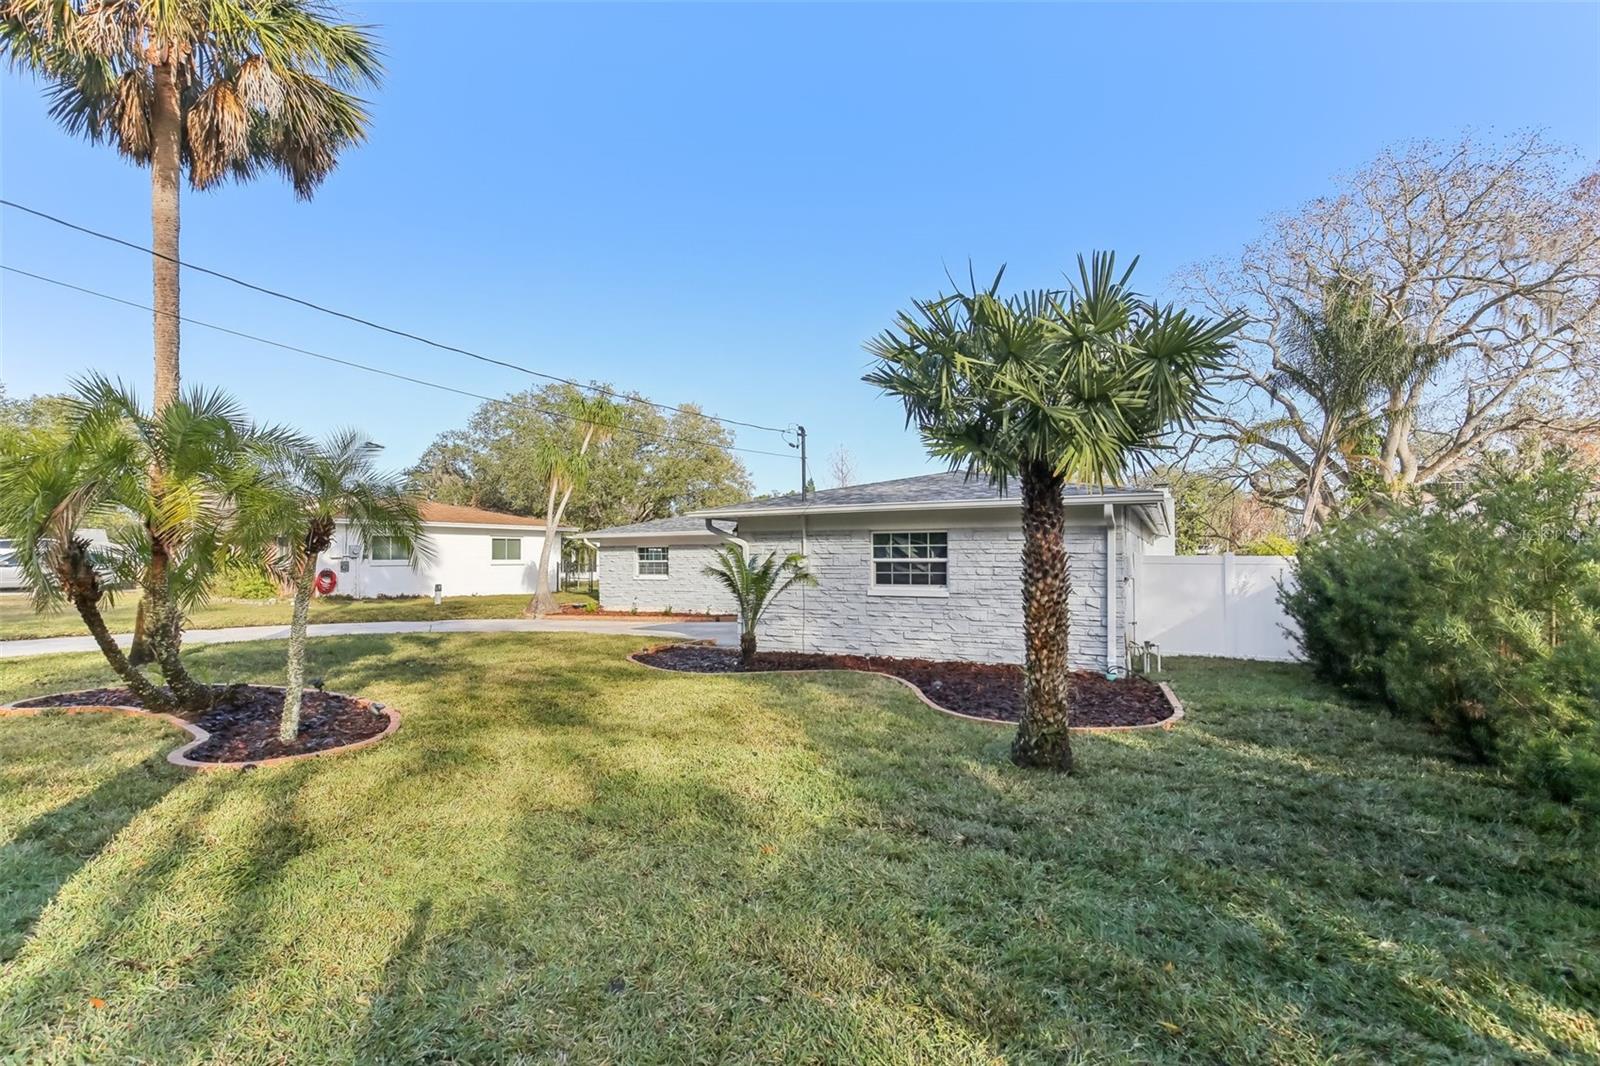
[[11, 685, 392, 763], [557, 606, 735, 621], [634, 644, 1173, 727]]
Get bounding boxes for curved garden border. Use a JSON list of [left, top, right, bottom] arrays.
[[0, 686, 401, 770], [627, 644, 1185, 733]]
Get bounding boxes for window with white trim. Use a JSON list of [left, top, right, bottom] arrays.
[[368, 535, 408, 562], [872, 531, 948, 586], [491, 537, 521, 561], [637, 546, 670, 576]]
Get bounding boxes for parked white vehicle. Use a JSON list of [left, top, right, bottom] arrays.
[[0, 539, 22, 591]]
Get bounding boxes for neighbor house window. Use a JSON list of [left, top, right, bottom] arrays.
[[369, 535, 408, 562], [491, 537, 521, 561], [637, 546, 670, 576], [872, 532, 947, 586]]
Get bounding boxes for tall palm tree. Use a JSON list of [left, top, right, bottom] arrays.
[[0, 0, 382, 412], [864, 254, 1241, 771], [2, 0, 380, 663], [525, 394, 621, 617], [703, 544, 814, 668], [0, 375, 289, 713], [242, 429, 425, 741]]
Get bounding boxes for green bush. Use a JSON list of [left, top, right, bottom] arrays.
[[1282, 451, 1600, 809], [210, 560, 281, 601], [1237, 532, 1297, 557]]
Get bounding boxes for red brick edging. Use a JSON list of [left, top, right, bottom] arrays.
[[0, 686, 401, 770], [626, 645, 1185, 733]]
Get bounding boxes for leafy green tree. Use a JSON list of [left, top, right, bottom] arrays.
[[865, 254, 1241, 772], [408, 384, 754, 532], [0, 386, 72, 456], [703, 544, 815, 668], [243, 430, 424, 740], [525, 394, 620, 616], [0, 376, 285, 712]]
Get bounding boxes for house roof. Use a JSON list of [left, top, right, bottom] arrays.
[[581, 514, 737, 540], [416, 502, 569, 530], [689, 470, 1164, 519]]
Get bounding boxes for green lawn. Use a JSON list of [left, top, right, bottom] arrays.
[[1, 638, 1595, 1063], [0, 590, 596, 641]]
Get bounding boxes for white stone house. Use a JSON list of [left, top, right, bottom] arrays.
[[314, 502, 570, 599], [581, 472, 1175, 671]]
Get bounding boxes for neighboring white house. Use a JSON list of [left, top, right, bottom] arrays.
[[314, 502, 569, 599], [583, 472, 1177, 673]]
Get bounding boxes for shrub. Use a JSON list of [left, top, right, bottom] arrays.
[[1237, 532, 1297, 557], [211, 560, 281, 601], [1282, 451, 1600, 809]]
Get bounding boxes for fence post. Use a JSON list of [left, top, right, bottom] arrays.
[[1221, 552, 1235, 658]]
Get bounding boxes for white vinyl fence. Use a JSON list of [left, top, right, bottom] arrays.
[[1136, 554, 1300, 661]]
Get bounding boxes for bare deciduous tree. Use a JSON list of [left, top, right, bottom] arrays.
[[1180, 133, 1600, 532], [827, 446, 857, 488]]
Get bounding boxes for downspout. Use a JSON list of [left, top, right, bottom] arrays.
[[702, 519, 749, 555], [1104, 504, 1119, 679]]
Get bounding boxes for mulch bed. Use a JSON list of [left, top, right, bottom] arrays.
[[634, 644, 1173, 727], [11, 685, 391, 763], [557, 606, 735, 621]]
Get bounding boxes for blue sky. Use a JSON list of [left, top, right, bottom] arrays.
[[3, 2, 1597, 495]]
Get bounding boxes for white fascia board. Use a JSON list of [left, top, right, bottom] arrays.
[[688, 490, 1167, 521], [583, 531, 723, 544]]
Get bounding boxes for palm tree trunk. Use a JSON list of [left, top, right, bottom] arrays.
[[128, 598, 154, 665], [739, 629, 757, 669], [151, 54, 182, 412], [143, 541, 212, 714], [132, 56, 183, 664], [70, 590, 172, 712], [279, 558, 317, 742], [526, 477, 564, 617], [1011, 461, 1074, 772]]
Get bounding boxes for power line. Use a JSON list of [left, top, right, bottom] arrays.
[[0, 198, 795, 437], [1, 265, 798, 461]]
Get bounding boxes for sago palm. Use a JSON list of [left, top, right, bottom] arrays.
[[864, 253, 1241, 772], [241, 429, 424, 741], [703, 544, 815, 668], [0, 374, 290, 713]]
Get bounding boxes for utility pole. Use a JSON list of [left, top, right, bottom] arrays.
[[797, 425, 809, 499]]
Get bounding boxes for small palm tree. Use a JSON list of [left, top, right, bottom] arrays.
[[865, 254, 1241, 772], [703, 544, 815, 668], [0, 375, 287, 713], [243, 430, 425, 741], [525, 394, 621, 616]]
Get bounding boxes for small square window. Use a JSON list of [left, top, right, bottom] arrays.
[[872, 531, 947, 586], [637, 546, 670, 576], [491, 537, 521, 561], [369, 535, 408, 562]]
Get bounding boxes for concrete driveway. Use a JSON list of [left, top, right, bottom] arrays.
[[0, 618, 739, 659]]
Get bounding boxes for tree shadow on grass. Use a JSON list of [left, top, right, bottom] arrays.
[[765, 669, 1600, 1061], [0, 729, 186, 963]]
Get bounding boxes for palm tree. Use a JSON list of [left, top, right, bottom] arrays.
[[525, 394, 621, 616], [2, 0, 380, 664], [0, 0, 381, 412], [703, 544, 815, 668], [0, 375, 288, 713], [243, 430, 425, 741], [864, 254, 1241, 771]]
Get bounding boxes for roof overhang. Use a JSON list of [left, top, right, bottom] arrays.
[[688, 489, 1169, 521]]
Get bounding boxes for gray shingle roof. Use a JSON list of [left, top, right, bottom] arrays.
[[693, 470, 1146, 516], [580, 514, 735, 539]]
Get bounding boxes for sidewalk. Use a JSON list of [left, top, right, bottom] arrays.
[[0, 618, 738, 659]]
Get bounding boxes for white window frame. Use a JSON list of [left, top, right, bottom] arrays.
[[868, 530, 950, 598], [635, 545, 670, 580], [367, 534, 409, 565], [490, 536, 523, 564]]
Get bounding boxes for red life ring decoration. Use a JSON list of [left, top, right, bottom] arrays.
[[314, 569, 338, 595]]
